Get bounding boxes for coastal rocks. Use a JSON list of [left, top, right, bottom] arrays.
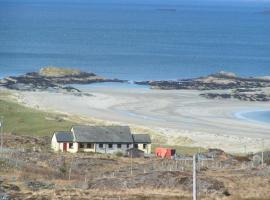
[[0, 67, 125, 92], [200, 92, 270, 102], [135, 71, 270, 102], [135, 72, 270, 91]]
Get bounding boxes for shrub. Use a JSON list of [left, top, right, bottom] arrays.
[[115, 151, 124, 157]]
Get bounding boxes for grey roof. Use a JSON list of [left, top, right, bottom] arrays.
[[72, 125, 134, 143], [55, 131, 74, 142], [132, 134, 151, 144]]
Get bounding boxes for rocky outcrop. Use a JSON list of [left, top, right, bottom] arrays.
[[0, 67, 125, 92], [135, 72, 270, 102], [200, 92, 270, 102], [135, 72, 270, 90]]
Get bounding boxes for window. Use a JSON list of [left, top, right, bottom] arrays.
[[69, 143, 73, 149], [143, 144, 147, 149], [79, 143, 84, 148], [127, 144, 130, 148], [87, 143, 93, 149], [117, 144, 121, 148], [134, 144, 138, 149], [99, 144, 103, 148], [108, 144, 113, 148]]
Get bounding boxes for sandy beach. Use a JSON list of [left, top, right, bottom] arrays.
[[15, 87, 270, 153]]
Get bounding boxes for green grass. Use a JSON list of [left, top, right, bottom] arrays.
[[0, 98, 74, 136], [151, 143, 207, 156]]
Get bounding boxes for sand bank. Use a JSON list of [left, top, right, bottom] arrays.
[[15, 87, 270, 153]]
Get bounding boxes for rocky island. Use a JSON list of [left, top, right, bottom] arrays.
[[1, 68, 270, 102], [0, 67, 125, 92], [135, 72, 270, 102]]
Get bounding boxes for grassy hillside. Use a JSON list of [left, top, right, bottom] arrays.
[[39, 66, 82, 77], [0, 98, 73, 136]]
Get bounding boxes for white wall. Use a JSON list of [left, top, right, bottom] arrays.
[[67, 142, 79, 153], [137, 143, 151, 154], [95, 143, 133, 154], [78, 143, 96, 153], [51, 134, 60, 152], [52, 138, 151, 154]]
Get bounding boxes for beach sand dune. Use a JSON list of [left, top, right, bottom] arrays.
[[17, 88, 270, 153]]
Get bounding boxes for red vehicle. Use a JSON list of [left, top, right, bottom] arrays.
[[155, 147, 176, 159]]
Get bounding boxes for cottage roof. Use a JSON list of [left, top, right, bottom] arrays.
[[55, 131, 74, 142], [132, 134, 151, 144], [72, 125, 134, 143]]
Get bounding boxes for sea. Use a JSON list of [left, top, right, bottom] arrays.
[[0, 0, 270, 81], [236, 110, 270, 124]]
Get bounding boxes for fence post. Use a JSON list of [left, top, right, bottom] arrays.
[[193, 154, 197, 200]]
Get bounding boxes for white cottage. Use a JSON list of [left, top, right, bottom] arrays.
[[51, 125, 151, 154]]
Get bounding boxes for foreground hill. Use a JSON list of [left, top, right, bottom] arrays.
[[0, 134, 269, 200]]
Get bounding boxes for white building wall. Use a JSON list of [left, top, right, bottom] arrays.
[[67, 142, 79, 153], [137, 143, 151, 154], [59, 143, 64, 152], [95, 143, 133, 154], [51, 134, 60, 152], [78, 143, 96, 153]]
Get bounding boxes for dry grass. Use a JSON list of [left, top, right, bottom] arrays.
[[39, 66, 82, 77]]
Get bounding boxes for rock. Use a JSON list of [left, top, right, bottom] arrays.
[[200, 92, 270, 102], [0, 67, 126, 92], [0, 192, 11, 200], [26, 181, 54, 191], [135, 72, 270, 91], [0, 183, 20, 192], [214, 71, 237, 78]]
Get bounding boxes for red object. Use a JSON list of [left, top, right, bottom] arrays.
[[155, 147, 176, 159], [63, 143, 67, 151]]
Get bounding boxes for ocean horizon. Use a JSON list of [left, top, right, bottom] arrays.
[[1, 0, 270, 80]]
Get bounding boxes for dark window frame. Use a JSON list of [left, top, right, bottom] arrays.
[[117, 144, 121, 149], [99, 143, 104, 148], [69, 143, 73, 149], [108, 144, 113, 148]]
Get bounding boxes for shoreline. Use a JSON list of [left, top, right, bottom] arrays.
[[235, 109, 270, 124], [9, 87, 270, 153]]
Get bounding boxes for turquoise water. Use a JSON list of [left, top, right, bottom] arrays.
[[1, 0, 270, 80], [236, 110, 270, 124]]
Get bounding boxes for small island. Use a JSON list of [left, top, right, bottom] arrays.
[[0, 66, 125, 92], [1, 68, 270, 102], [136, 72, 270, 102]]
